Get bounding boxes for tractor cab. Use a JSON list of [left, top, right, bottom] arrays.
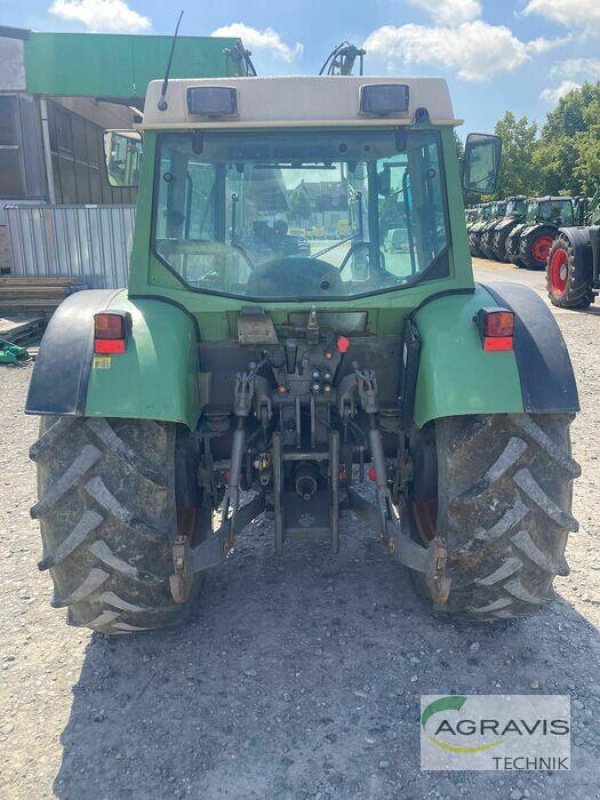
[[527, 196, 574, 227]]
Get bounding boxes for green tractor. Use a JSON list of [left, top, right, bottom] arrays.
[[468, 202, 492, 257], [464, 207, 478, 231], [26, 74, 580, 634], [479, 200, 507, 259], [506, 196, 574, 270], [490, 196, 527, 262], [547, 188, 600, 309]]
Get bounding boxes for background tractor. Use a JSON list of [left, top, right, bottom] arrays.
[[464, 207, 478, 231], [468, 202, 492, 257], [25, 72, 580, 635], [479, 200, 507, 259], [547, 188, 600, 309], [514, 196, 575, 270], [491, 196, 527, 262]]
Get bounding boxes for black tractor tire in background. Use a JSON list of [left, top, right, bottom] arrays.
[[469, 230, 484, 258], [506, 230, 526, 268], [408, 413, 579, 620], [519, 225, 557, 270], [30, 416, 202, 634], [480, 229, 495, 259], [492, 226, 514, 262], [546, 234, 594, 310]]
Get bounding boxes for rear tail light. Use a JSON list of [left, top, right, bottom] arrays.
[[94, 311, 130, 354], [475, 307, 514, 352]]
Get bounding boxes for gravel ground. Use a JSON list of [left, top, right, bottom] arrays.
[[1, 269, 599, 800]]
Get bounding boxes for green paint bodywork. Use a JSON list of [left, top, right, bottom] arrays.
[[24, 32, 243, 98], [83, 125, 525, 429], [413, 286, 524, 427], [85, 292, 200, 429]]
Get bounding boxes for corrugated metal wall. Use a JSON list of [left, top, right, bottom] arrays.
[[6, 204, 135, 288]]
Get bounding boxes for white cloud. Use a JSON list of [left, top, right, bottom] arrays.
[[407, 0, 482, 25], [49, 0, 150, 32], [523, 0, 600, 37], [211, 23, 302, 63], [364, 20, 557, 81], [540, 80, 582, 104], [551, 58, 600, 80]]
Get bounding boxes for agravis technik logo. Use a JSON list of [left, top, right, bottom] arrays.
[[420, 695, 570, 771]]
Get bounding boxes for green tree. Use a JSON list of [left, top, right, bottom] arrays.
[[493, 112, 538, 198], [534, 82, 600, 196], [288, 184, 312, 223]]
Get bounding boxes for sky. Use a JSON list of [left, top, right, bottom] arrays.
[[2, 0, 600, 135]]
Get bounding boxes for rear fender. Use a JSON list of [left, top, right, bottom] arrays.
[[412, 284, 578, 427], [26, 290, 201, 429]]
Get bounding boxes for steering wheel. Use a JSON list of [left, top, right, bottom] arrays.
[[246, 256, 343, 297]]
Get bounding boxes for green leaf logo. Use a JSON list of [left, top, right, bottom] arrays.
[[422, 696, 504, 754]]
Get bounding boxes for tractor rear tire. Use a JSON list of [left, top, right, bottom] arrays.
[[492, 227, 512, 262], [30, 416, 202, 634], [480, 231, 494, 259], [546, 236, 594, 309], [409, 413, 579, 620], [519, 226, 556, 270], [506, 232, 526, 268]]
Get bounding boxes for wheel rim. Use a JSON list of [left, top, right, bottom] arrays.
[[532, 235, 553, 264], [549, 247, 569, 297]]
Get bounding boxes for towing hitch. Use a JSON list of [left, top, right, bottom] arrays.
[[170, 323, 449, 605]]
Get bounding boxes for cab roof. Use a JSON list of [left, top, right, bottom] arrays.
[[141, 75, 462, 130]]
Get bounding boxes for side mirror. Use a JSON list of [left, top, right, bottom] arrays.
[[463, 133, 501, 195], [103, 130, 143, 188]]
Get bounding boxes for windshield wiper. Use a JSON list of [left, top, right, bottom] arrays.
[[312, 231, 361, 260], [312, 190, 364, 260]]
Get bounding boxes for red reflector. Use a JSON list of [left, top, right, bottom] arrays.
[[367, 467, 377, 481], [93, 311, 129, 355], [483, 336, 513, 352], [484, 310, 514, 338], [94, 339, 126, 354], [475, 307, 515, 351]]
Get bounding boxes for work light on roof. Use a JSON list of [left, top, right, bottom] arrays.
[[187, 86, 238, 117], [359, 84, 410, 117]]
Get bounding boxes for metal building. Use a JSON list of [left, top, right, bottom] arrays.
[[0, 26, 247, 277]]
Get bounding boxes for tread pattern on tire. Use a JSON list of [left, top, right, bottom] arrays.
[[492, 224, 516, 262], [546, 236, 594, 310], [428, 413, 579, 620], [31, 416, 198, 634]]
